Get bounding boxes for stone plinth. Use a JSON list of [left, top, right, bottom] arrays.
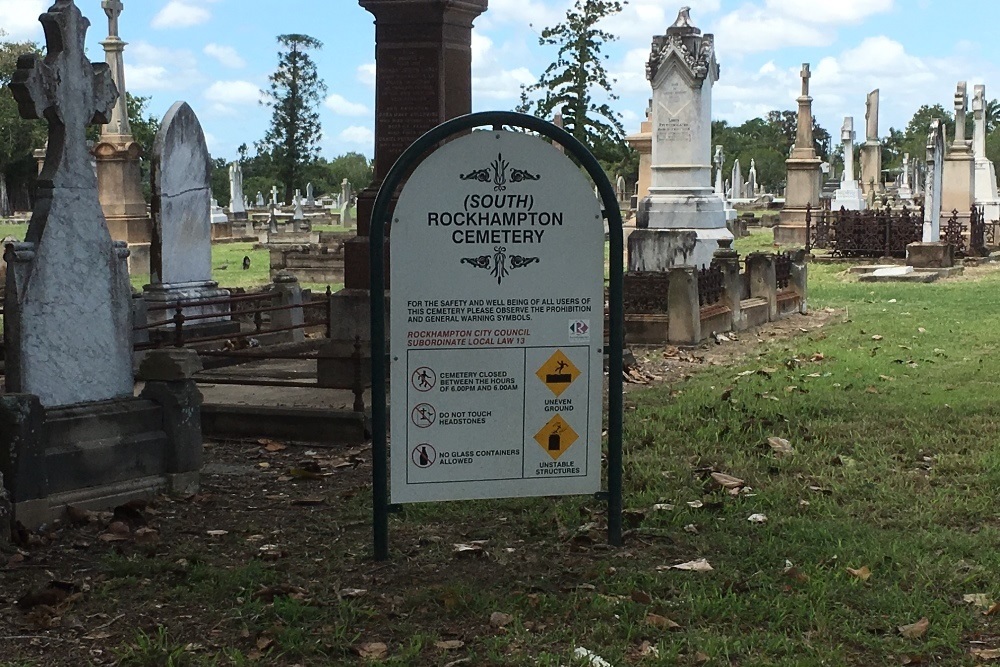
[[332, 0, 487, 342], [633, 8, 731, 269], [906, 241, 954, 268], [942, 152, 975, 222], [626, 114, 652, 203], [859, 142, 881, 196], [95, 134, 151, 275], [832, 180, 865, 211]]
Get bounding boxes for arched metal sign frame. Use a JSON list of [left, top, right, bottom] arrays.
[[369, 111, 624, 561]]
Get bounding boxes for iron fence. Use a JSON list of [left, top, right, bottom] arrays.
[[698, 262, 725, 306]]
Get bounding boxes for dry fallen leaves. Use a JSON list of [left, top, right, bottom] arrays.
[[355, 642, 388, 660], [846, 566, 872, 581], [898, 617, 930, 639], [645, 613, 681, 630], [971, 648, 1000, 661], [670, 558, 714, 572], [747, 513, 768, 524], [489, 611, 513, 628], [767, 436, 794, 455], [435, 640, 465, 650], [710, 472, 744, 490], [964, 594, 992, 609]]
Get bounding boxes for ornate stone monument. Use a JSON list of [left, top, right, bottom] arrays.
[[774, 64, 822, 245], [228, 161, 247, 221], [330, 0, 488, 342], [941, 81, 975, 225], [714, 144, 736, 223], [972, 84, 1000, 222], [832, 116, 864, 210], [3, 0, 203, 528], [93, 0, 152, 275], [5, 0, 132, 406], [860, 89, 882, 196], [630, 7, 731, 271], [907, 119, 951, 268], [626, 101, 653, 204]]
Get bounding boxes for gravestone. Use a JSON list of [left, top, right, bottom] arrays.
[[860, 89, 882, 196], [832, 116, 864, 210], [144, 102, 230, 322], [5, 0, 132, 406], [941, 81, 975, 225], [907, 118, 950, 267], [774, 63, 822, 245], [270, 185, 279, 206], [329, 0, 488, 342], [293, 190, 305, 220], [94, 0, 151, 275], [268, 203, 278, 233], [229, 161, 247, 220], [746, 159, 757, 198], [972, 84, 1000, 222], [898, 152, 913, 200], [625, 102, 652, 202], [629, 7, 731, 271], [256, 190, 265, 207], [305, 182, 315, 207], [731, 158, 743, 200], [3, 0, 203, 529]]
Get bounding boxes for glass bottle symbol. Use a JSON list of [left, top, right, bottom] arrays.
[[419, 445, 431, 467]]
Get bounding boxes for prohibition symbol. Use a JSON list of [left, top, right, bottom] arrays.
[[411, 403, 437, 428], [411, 366, 437, 392], [412, 443, 437, 468], [535, 349, 580, 397]]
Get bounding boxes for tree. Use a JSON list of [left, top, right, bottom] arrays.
[[257, 34, 327, 202], [516, 0, 628, 165], [125, 93, 160, 203], [0, 36, 44, 215]]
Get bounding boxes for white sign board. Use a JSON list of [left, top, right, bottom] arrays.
[[390, 130, 605, 503]]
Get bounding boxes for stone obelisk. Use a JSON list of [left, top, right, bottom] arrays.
[[859, 89, 881, 196], [630, 7, 731, 271], [972, 84, 1000, 222], [93, 0, 151, 275], [774, 64, 822, 246], [832, 117, 864, 210]]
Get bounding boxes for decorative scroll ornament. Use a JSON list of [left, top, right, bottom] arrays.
[[461, 246, 539, 285], [646, 7, 719, 84], [461, 152, 540, 192]]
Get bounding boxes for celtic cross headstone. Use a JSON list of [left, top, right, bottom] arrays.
[[4, 0, 133, 407]]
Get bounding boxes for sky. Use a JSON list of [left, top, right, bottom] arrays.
[[3, 0, 999, 162]]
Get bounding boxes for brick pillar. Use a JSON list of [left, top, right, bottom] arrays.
[[713, 242, 744, 331]]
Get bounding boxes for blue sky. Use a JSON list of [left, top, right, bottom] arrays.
[[3, 0, 998, 161]]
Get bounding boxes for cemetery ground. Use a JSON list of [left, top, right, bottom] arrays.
[[4, 231, 1000, 665]]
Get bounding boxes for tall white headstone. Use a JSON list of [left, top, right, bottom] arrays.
[[145, 102, 229, 319], [832, 116, 864, 210], [5, 0, 133, 407], [228, 162, 246, 220], [629, 7, 731, 270], [746, 159, 757, 198], [972, 84, 1000, 222], [305, 182, 315, 207], [923, 119, 945, 242], [731, 158, 744, 200]]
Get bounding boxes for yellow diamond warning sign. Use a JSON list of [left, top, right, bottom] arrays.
[[535, 350, 580, 397], [533, 414, 579, 460]]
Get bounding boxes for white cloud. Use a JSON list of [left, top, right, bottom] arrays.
[[203, 44, 246, 69], [357, 63, 376, 87], [203, 80, 262, 116], [125, 42, 201, 92], [714, 8, 830, 57], [0, 0, 45, 40], [152, 0, 219, 29], [602, 1, 722, 42], [764, 0, 894, 24], [471, 33, 536, 102], [477, 0, 566, 29], [339, 126, 374, 145], [324, 94, 369, 116]]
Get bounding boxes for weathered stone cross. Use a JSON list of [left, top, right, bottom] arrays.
[[102, 0, 124, 38], [10, 0, 117, 196], [800, 63, 810, 97]]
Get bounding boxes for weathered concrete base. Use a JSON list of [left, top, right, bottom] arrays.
[[624, 314, 669, 345], [772, 216, 807, 246], [628, 228, 734, 271], [906, 241, 955, 268], [327, 288, 389, 343]]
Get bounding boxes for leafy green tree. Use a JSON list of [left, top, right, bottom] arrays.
[[516, 0, 628, 165], [257, 34, 327, 202], [125, 93, 159, 202], [0, 36, 44, 215], [210, 156, 230, 207]]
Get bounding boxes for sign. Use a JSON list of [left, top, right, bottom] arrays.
[[390, 130, 605, 503]]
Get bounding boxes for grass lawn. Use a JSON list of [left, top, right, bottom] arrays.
[[6, 231, 1000, 665]]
